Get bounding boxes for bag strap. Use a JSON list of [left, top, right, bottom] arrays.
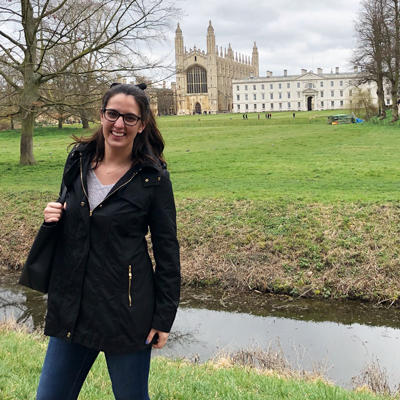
[[57, 183, 68, 204]]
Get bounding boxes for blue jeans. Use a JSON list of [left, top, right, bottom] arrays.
[[36, 337, 151, 400]]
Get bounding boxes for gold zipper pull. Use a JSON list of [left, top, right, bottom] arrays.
[[128, 265, 132, 307]]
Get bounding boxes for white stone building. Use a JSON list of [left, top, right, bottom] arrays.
[[232, 68, 392, 114]]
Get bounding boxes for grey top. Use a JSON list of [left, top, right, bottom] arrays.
[[87, 169, 114, 211]]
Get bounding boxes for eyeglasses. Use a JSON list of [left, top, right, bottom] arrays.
[[102, 109, 141, 126]]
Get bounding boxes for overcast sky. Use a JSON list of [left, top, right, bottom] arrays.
[[160, 0, 362, 78]]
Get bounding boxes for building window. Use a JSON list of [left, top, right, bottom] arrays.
[[270, 84, 273, 89], [245, 85, 248, 90], [321, 101, 324, 107], [237, 104, 240, 110], [254, 94, 257, 100], [253, 85, 256, 90], [298, 102, 301, 108], [320, 91, 324, 97], [262, 103, 265, 109], [279, 103, 282, 109], [340, 91, 343, 97], [331, 81, 334, 87], [287, 83, 290, 88], [186, 66, 208, 94], [287, 92, 291, 99], [349, 90, 353, 96], [270, 93, 273, 99], [340, 81, 343, 86], [307, 83, 313, 89], [297, 92, 300, 98], [271, 103, 274, 109], [279, 93, 282, 99], [387, 98, 391, 105], [279, 83, 282, 89], [331, 91, 334, 97], [246, 104, 249, 110], [254, 104, 257, 110], [331, 101, 334, 107], [297, 82, 300, 88], [340, 100, 344, 106], [262, 93, 265, 100], [245, 94, 248, 100], [320, 82, 323, 87], [262, 84, 265, 90], [236, 85, 239, 91], [237, 95, 240, 101], [288, 102, 291, 108]]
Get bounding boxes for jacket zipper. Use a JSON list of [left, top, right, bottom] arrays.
[[80, 156, 141, 216], [128, 265, 132, 306]]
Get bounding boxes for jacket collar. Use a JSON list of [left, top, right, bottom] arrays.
[[68, 142, 163, 195]]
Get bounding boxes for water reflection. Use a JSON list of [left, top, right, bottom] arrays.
[[1, 272, 400, 389]]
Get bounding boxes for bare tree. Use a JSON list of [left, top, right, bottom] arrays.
[[0, 0, 179, 164], [382, 0, 400, 121], [352, 0, 387, 119]]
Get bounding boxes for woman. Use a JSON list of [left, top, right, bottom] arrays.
[[36, 83, 180, 400]]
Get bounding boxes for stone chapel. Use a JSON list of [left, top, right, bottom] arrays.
[[173, 21, 259, 114]]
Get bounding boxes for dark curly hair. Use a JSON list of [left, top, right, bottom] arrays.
[[72, 83, 165, 165]]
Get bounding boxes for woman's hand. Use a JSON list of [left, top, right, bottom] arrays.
[[146, 328, 169, 349], [44, 202, 66, 223]]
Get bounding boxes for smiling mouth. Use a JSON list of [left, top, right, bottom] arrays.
[[111, 131, 126, 137]]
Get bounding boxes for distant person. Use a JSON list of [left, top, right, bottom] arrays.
[[243, 114, 245, 119], [269, 113, 272, 118], [265, 113, 268, 118], [258, 114, 260, 119], [246, 114, 248, 119], [293, 113, 295, 118]]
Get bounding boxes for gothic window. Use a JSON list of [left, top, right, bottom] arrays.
[[187, 66, 208, 94]]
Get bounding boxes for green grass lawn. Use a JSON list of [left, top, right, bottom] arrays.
[[1, 112, 399, 203]]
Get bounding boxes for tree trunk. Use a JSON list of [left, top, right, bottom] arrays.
[[391, 88, 399, 122], [376, 73, 386, 119], [392, 0, 400, 122], [82, 117, 89, 129], [20, 111, 36, 165], [58, 117, 63, 129]]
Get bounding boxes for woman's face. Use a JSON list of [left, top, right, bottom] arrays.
[[100, 93, 146, 154]]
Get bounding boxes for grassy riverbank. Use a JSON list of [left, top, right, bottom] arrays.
[[0, 321, 396, 400], [1, 113, 400, 303]]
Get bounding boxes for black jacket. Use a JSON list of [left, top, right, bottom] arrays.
[[44, 142, 180, 353]]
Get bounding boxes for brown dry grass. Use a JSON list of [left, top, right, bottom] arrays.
[[2, 192, 400, 304], [352, 357, 400, 396], [211, 342, 329, 384]]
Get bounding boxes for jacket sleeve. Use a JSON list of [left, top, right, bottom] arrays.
[[148, 169, 181, 333]]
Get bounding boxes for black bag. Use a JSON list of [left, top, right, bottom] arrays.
[[18, 185, 68, 294]]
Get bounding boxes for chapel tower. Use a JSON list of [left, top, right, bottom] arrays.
[[206, 21, 218, 113]]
